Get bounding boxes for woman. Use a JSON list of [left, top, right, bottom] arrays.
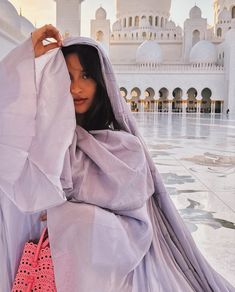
[[0, 24, 234, 291]]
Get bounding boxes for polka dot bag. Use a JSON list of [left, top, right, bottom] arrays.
[[12, 227, 57, 292]]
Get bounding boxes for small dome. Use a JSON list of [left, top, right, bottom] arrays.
[[112, 20, 122, 31], [176, 25, 182, 33], [218, 8, 231, 21], [95, 7, 107, 20], [166, 20, 176, 30], [0, 0, 20, 28], [136, 40, 163, 64], [20, 15, 35, 36], [139, 16, 151, 28], [189, 5, 202, 19], [190, 40, 217, 64]]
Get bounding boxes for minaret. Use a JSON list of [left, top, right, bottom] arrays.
[[183, 5, 207, 62], [55, 0, 85, 37], [91, 7, 110, 53]]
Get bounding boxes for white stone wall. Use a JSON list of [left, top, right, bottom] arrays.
[[56, 0, 83, 37], [224, 28, 235, 113], [109, 43, 139, 64], [116, 0, 171, 19], [109, 42, 183, 64], [114, 67, 225, 102]]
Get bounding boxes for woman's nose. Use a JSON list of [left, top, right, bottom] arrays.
[[70, 81, 82, 96]]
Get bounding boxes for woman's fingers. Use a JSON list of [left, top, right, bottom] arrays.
[[32, 24, 63, 58], [41, 24, 62, 45], [44, 42, 61, 53]]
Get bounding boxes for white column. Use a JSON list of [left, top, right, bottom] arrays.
[[182, 99, 187, 114], [153, 100, 159, 112], [196, 98, 202, 114], [139, 100, 145, 112], [221, 101, 224, 114], [127, 100, 132, 111], [211, 100, 216, 114], [168, 99, 173, 114]]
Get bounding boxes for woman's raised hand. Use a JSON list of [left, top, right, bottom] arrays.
[[31, 24, 63, 58]]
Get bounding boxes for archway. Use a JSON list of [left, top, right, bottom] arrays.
[[172, 88, 183, 112], [155, 16, 159, 26], [120, 87, 128, 101], [144, 88, 155, 112], [217, 27, 222, 37], [192, 30, 200, 46], [131, 87, 141, 112], [187, 88, 197, 112], [232, 6, 235, 18], [201, 88, 212, 113], [96, 31, 104, 42], [135, 16, 139, 26], [159, 87, 169, 112]]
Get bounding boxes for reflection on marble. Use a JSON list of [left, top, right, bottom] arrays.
[[180, 198, 235, 231], [134, 113, 235, 286], [161, 173, 195, 184], [184, 152, 235, 167]]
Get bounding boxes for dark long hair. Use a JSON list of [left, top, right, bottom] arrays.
[[62, 44, 120, 131]]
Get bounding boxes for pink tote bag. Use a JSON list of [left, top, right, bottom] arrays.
[[12, 227, 57, 292]]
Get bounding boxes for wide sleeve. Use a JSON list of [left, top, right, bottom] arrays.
[[0, 37, 76, 213]]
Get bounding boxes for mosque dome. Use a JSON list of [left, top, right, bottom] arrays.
[[20, 15, 35, 36], [190, 40, 217, 64], [166, 20, 176, 30], [116, 0, 171, 17], [0, 0, 20, 28], [139, 16, 151, 28], [112, 20, 122, 31], [95, 7, 107, 20], [218, 8, 231, 21], [136, 40, 163, 64], [189, 5, 202, 19]]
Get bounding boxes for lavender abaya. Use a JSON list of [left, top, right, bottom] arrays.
[[0, 36, 234, 292]]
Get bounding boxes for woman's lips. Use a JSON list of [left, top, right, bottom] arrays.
[[74, 98, 87, 105]]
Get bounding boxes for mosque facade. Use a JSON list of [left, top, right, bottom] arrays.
[[89, 0, 235, 114], [1, 0, 235, 114]]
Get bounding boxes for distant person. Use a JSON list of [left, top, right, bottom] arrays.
[[226, 109, 230, 115]]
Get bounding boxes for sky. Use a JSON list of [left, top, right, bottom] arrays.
[[10, 0, 214, 36]]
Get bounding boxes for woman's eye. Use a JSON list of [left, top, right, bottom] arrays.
[[82, 72, 90, 80]]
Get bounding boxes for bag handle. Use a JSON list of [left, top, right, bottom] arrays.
[[32, 227, 49, 267]]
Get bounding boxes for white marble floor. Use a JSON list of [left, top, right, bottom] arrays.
[[134, 113, 235, 286]]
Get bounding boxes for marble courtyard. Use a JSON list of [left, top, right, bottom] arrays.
[[135, 113, 235, 286]]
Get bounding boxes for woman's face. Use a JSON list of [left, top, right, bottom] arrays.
[[65, 53, 97, 114]]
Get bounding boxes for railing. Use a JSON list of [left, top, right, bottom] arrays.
[[112, 63, 225, 73]]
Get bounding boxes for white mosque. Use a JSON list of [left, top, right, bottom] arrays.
[[1, 0, 235, 114]]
